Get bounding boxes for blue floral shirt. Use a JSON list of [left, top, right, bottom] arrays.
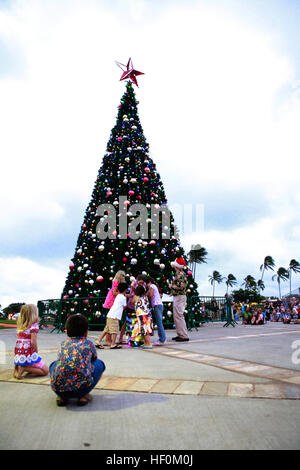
[[50, 337, 97, 392]]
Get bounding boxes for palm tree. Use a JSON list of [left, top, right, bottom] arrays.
[[188, 244, 208, 278], [225, 274, 237, 295], [272, 267, 289, 299], [259, 256, 275, 293], [257, 279, 265, 292], [242, 275, 257, 290], [288, 259, 300, 296], [208, 271, 224, 297]]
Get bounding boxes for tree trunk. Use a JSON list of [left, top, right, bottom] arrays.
[[260, 267, 265, 295]]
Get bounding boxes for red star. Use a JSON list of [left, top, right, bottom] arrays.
[[115, 58, 144, 87]]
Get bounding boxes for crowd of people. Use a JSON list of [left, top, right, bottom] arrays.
[[233, 298, 300, 325], [12, 259, 300, 407], [95, 256, 190, 349], [12, 257, 190, 407]]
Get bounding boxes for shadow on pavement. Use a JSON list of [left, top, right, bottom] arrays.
[[58, 392, 169, 412]]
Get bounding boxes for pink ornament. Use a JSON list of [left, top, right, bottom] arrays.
[[128, 190, 135, 196], [69, 263, 75, 269], [123, 200, 130, 206], [187, 270, 193, 277], [143, 177, 149, 183], [117, 137, 122, 142], [144, 167, 150, 173], [107, 191, 112, 197]]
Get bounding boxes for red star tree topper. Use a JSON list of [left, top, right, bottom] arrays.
[[115, 57, 144, 87]]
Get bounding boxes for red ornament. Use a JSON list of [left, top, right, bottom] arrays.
[[128, 190, 134, 196], [69, 263, 74, 269], [187, 270, 193, 276], [122, 257, 128, 263], [115, 57, 144, 87], [143, 177, 149, 183], [96, 275, 104, 283]]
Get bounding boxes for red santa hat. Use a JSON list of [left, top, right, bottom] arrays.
[[171, 257, 187, 269]]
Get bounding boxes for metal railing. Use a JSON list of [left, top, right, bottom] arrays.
[[37, 295, 226, 333]]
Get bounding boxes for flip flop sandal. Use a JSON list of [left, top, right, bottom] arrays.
[[56, 398, 68, 407], [95, 344, 105, 349], [110, 345, 122, 349], [77, 398, 89, 406]]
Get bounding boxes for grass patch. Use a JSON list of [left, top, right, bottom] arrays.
[[0, 319, 17, 328]]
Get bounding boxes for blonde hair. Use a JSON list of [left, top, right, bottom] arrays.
[[114, 270, 126, 283], [17, 304, 39, 332]]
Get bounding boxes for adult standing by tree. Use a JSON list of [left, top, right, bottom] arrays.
[[146, 277, 166, 346], [169, 258, 189, 342]]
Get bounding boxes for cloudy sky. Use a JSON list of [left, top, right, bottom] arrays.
[[1, 0, 300, 306]]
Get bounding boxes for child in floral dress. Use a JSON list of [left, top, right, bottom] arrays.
[[131, 285, 153, 349], [14, 304, 49, 380]]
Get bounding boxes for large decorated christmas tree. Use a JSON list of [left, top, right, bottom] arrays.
[[61, 60, 202, 323]]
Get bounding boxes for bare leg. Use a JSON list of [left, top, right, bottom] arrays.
[[118, 322, 126, 343], [143, 334, 152, 347], [95, 330, 107, 345], [110, 333, 117, 348], [104, 333, 112, 346], [13, 365, 21, 379], [20, 364, 49, 377]]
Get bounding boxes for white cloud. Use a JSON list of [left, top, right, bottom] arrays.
[[0, 256, 67, 306], [0, 0, 300, 303], [182, 201, 300, 297]]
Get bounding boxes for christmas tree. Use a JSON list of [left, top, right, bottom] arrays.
[[61, 64, 202, 325]]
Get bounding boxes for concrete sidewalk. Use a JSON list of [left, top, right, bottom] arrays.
[[1, 322, 300, 450]]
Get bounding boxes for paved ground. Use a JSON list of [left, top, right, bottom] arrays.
[[1, 321, 300, 450]]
